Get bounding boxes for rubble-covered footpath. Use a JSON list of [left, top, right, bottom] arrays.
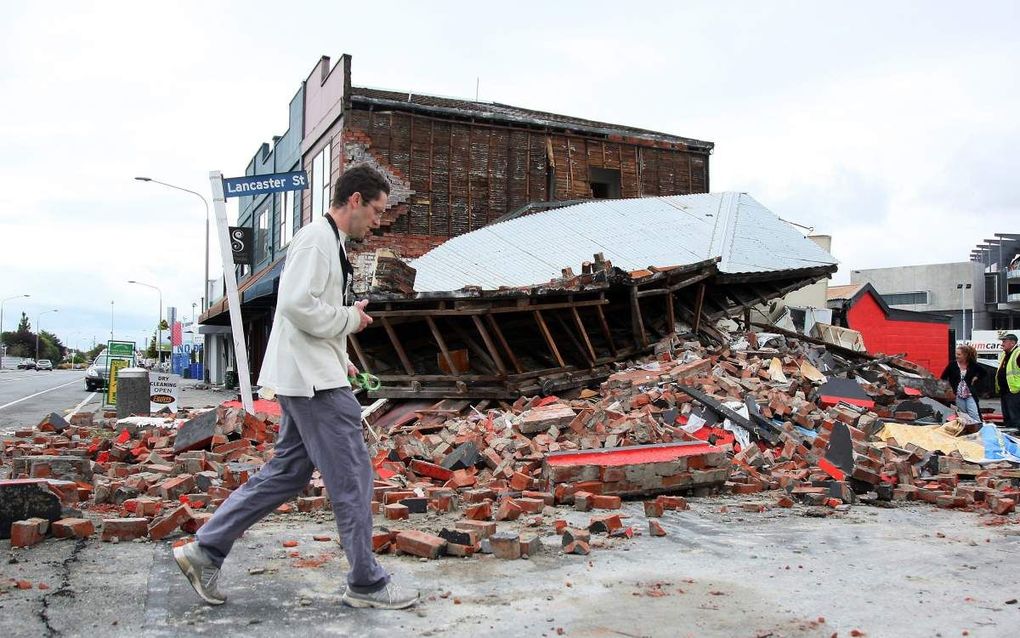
[[2, 327, 1018, 575]]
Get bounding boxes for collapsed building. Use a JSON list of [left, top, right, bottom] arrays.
[[356, 191, 838, 399]]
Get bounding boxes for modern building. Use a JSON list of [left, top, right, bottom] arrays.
[[848, 261, 986, 341], [199, 53, 716, 386], [971, 233, 1020, 331]]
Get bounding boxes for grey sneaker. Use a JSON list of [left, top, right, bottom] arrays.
[[173, 541, 226, 605], [342, 582, 419, 610]]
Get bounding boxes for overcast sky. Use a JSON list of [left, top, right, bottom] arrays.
[[2, 1, 1017, 351]]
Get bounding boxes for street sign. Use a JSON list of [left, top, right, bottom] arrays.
[[104, 340, 136, 408], [107, 341, 135, 358], [149, 372, 181, 413], [222, 170, 308, 199], [229, 226, 253, 264]]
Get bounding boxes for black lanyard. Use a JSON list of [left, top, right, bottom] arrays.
[[323, 214, 354, 306]]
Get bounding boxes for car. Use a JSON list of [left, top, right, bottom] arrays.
[[17, 360, 36, 370], [84, 355, 110, 391], [35, 359, 53, 371]]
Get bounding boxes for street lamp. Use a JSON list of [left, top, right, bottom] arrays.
[[134, 177, 210, 312], [957, 282, 973, 342], [1, 293, 30, 368], [128, 280, 163, 365], [35, 309, 58, 362]]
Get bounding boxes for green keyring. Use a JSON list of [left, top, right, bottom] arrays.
[[349, 372, 381, 391]]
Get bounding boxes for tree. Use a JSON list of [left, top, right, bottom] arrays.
[[17, 312, 30, 334], [146, 335, 157, 358]]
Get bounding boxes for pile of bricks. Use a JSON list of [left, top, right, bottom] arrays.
[[2, 327, 1018, 560]]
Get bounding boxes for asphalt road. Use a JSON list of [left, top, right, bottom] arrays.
[[0, 369, 97, 433]]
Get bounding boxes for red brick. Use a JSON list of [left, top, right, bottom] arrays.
[[383, 503, 409, 521], [148, 504, 194, 540], [101, 517, 149, 541], [51, 518, 94, 539], [10, 518, 47, 548], [522, 490, 554, 506], [588, 514, 623, 534], [409, 459, 454, 482], [383, 490, 415, 505], [182, 512, 213, 534], [455, 519, 496, 539], [510, 471, 532, 491], [519, 534, 541, 557], [157, 474, 195, 500], [464, 502, 492, 521], [490, 532, 521, 559], [395, 530, 446, 559], [495, 499, 523, 521], [590, 494, 622, 510], [515, 497, 546, 514], [573, 490, 594, 512], [643, 500, 665, 517], [656, 495, 689, 511], [372, 530, 394, 553], [991, 497, 1015, 515], [648, 520, 667, 537], [297, 496, 327, 512]]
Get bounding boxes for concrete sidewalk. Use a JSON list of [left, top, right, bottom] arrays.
[[3, 495, 1019, 637]]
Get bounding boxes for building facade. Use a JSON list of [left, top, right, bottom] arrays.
[[848, 261, 987, 341], [971, 233, 1020, 331], [199, 54, 715, 386]]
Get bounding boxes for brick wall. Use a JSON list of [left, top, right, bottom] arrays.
[[344, 109, 710, 258]]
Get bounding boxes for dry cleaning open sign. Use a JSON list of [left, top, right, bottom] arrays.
[[149, 373, 181, 412]]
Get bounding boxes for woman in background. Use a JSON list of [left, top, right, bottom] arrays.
[[940, 344, 986, 422]]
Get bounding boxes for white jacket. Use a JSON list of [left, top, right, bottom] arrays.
[[257, 215, 361, 397]]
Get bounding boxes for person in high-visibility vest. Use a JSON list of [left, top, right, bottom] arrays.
[[995, 333, 1020, 429]]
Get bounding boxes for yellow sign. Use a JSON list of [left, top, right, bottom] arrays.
[[105, 358, 131, 407]]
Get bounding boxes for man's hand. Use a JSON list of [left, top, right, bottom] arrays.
[[347, 362, 359, 378], [353, 299, 373, 333]]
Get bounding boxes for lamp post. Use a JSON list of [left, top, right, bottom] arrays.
[[135, 177, 209, 378], [128, 280, 163, 365], [1, 293, 30, 369], [957, 282, 973, 342], [35, 309, 58, 362], [134, 177, 210, 312], [110, 300, 115, 340]]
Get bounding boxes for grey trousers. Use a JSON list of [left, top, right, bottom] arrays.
[[196, 388, 389, 593]]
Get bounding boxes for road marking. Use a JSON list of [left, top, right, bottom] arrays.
[[0, 378, 83, 411], [68, 392, 97, 417]]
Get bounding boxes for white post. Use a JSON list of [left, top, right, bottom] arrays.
[[209, 171, 255, 415]]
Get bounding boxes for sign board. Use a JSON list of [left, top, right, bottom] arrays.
[[105, 358, 131, 407], [104, 340, 136, 408], [107, 341, 135, 358], [229, 226, 253, 265], [149, 372, 181, 413], [222, 170, 308, 199]]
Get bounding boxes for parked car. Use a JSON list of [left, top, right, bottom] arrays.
[[17, 360, 36, 370], [84, 355, 110, 391], [36, 359, 53, 371]]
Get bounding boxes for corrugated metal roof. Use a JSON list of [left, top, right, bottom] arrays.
[[411, 193, 838, 293]]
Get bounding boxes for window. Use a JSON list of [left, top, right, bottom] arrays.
[[312, 143, 332, 217], [589, 167, 621, 199], [883, 291, 929, 306], [280, 189, 294, 248], [254, 205, 270, 264]]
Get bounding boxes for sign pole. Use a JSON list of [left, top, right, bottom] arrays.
[[209, 170, 255, 415]]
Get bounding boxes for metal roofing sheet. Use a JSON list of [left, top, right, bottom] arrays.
[[410, 193, 838, 292]]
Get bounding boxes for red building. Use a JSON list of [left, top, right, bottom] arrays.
[[827, 283, 952, 375]]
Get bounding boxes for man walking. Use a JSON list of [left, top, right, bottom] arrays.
[[174, 165, 418, 610], [996, 333, 1020, 431]]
